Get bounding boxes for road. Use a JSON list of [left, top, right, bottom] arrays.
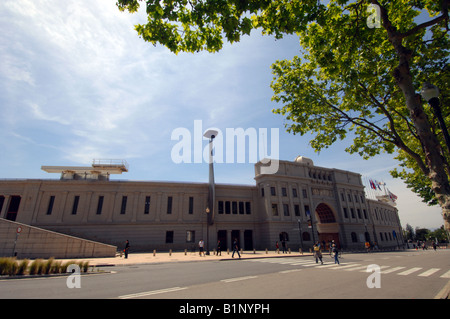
[[1, 250, 449, 302]]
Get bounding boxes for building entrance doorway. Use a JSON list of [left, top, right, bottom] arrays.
[[244, 230, 253, 250], [217, 230, 227, 251], [315, 203, 340, 249]]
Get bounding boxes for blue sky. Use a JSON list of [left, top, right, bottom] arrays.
[[0, 0, 444, 229]]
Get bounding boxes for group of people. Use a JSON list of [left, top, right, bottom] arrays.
[[198, 238, 241, 258], [313, 241, 340, 265]]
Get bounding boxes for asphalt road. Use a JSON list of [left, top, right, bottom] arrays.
[[1, 249, 449, 302]]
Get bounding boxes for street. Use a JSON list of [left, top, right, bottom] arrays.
[[1, 250, 449, 302]]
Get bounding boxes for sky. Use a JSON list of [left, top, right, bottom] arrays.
[[0, 0, 444, 230]]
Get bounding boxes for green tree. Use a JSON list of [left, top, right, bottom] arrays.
[[404, 223, 415, 241], [116, 0, 450, 231]]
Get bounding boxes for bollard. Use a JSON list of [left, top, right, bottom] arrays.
[[184, 249, 187, 255], [277, 249, 280, 254], [153, 249, 156, 256], [288, 248, 291, 254], [227, 249, 230, 255], [169, 249, 172, 256], [265, 248, 268, 254], [253, 249, 256, 254], [299, 248, 303, 255]]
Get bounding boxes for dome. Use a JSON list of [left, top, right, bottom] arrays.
[[294, 156, 314, 166]]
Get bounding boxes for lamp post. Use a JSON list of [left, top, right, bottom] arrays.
[[203, 129, 218, 256], [421, 83, 450, 153]]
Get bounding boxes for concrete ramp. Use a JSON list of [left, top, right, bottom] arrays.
[[0, 218, 117, 259]]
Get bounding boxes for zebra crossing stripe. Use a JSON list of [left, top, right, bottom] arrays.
[[381, 266, 405, 274], [397, 267, 422, 275], [440, 270, 450, 278], [418, 268, 441, 277]]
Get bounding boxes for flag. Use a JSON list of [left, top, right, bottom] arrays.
[[369, 179, 376, 190], [388, 189, 398, 201]]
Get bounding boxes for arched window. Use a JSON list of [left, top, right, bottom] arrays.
[[316, 203, 336, 223], [302, 232, 311, 241], [351, 232, 358, 243]]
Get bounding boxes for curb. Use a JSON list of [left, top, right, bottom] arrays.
[[434, 280, 450, 299]]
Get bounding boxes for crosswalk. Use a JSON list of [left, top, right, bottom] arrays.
[[248, 258, 450, 279]]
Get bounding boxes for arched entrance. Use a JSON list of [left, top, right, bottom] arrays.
[[315, 203, 340, 249]]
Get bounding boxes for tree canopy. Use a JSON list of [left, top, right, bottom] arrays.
[[117, 0, 450, 230]]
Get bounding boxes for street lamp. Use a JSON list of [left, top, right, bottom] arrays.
[[421, 83, 450, 153], [203, 129, 219, 256]]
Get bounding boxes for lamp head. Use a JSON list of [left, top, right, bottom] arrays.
[[203, 129, 219, 139], [421, 83, 440, 102]]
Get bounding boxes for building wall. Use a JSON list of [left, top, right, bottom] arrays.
[[0, 159, 403, 253]]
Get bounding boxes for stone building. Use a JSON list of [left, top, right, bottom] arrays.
[[0, 157, 403, 253]]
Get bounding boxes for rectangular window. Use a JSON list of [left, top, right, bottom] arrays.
[[343, 207, 348, 218], [121, 196, 127, 214], [261, 188, 265, 197], [71, 196, 80, 215], [46, 196, 55, 215], [302, 189, 308, 198], [351, 208, 355, 218], [282, 187, 287, 197], [218, 201, 224, 214], [292, 188, 298, 198], [245, 202, 251, 215], [166, 231, 174, 243], [96, 196, 104, 215], [283, 204, 290, 216], [304, 205, 310, 218], [186, 231, 195, 243], [294, 204, 300, 216], [225, 201, 231, 214], [238, 201, 244, 214], [188, 197, 194, 214], [144, 196, 151, 214], [272, 204, 278, 216], [232, 201, 238, 214], [167, 196, 173, 214], [270, 187, 276, 196]]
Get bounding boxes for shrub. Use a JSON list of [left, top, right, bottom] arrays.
[[29, 259, 44, 275], [0, 257, 17, 276], [17, 259, 30, 276], [42, 258, 55, 274]]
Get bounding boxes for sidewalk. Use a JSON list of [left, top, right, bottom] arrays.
[[56, 250, 314, 267]]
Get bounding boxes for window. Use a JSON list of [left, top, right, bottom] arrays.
[[261, 188, 265, 197], [270, 187, 276, 196], [304, 205, 310, 218], [144, 196, 151, 214], [166, 231, 174, 243], [46, 196, 55, 215], [96, 196, 104, 215], [351, 208, 355, 218], [186, 231, 195, 243], [292, 188, 298, 198], [282, 187, 287, 197], [294, 204, 300, 216], [225, 201, 231, 214], [272, 204, 278, 216], [167, 196, 173, 214], [121, 196, 127, 214], [238, 202, 244, 214], [341, 193, 345, 201], [218, 201, 224, 214], [363, 209, 368, 219], [283, 204, 290, 216], [188, 197, 194, 214], [343, 207, 348, 218], [245, 202, 251, 215], [302, 189, 308, 198], [72, 196, 80, 215], [347, 194, 352, 202], [232, 201, 237, 214], [351, 232, 358, 243], [357, 209, 361, 219]]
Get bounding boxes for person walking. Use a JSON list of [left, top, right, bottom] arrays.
[[313, 242, 323, 264], [198, 239, 205, 256], [217, 240, 222, 256], [124, 240, 130, 259], [232, 238, 241, 259], [332, 242, 340, 264], [281, 240, 287, 254]]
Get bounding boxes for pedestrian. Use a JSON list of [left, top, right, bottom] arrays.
[[275, 241, 279, 253], [217, 240, 222, 256], [332, 243, 340, 264], [313, 242, 323, 264], [199, 239, 205, 256], [124, 240, 130, 259], [281, 240, 287, 254], [232, 238, 241, 259], [432, 241, 437, 251]]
